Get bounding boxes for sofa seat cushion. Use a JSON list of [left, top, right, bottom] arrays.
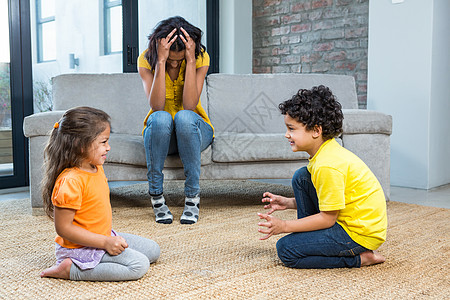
[[107, 134, 212, 167], [212, 133, 314, 163]]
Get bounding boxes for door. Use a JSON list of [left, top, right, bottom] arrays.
[[0, 0, 33, 189]]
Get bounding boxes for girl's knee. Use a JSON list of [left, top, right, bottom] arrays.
[[128, 252, 151, 280], [146, 241, 161, 264]]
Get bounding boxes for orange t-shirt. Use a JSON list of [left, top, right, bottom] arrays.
[[51, 165, 112, 249]]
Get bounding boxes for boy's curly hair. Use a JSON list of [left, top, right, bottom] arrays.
[[279, 85, 344, 140]]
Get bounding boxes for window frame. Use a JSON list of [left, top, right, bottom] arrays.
[[104, 0, 122, 56], [122, 0, 219, 73], [35, 0, 55, 63], [1, 0, 33, 189], [206, 0, 219, 74]]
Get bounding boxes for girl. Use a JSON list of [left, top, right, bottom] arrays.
[[138, 16, 214, 225], [40, 106, 160, 281]]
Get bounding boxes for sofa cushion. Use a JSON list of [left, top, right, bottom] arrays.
[[51, 74, 208, 136], [207, 74, 358, 135], [107, 134, 212, 167], [212, 133, 311, 163], [52, 74, 148, 135]]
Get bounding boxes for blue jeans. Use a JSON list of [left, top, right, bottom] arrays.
[[143, 110, 214, 198], [276, 167, 369, 269]]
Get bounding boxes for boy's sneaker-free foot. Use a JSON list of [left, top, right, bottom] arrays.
[[151, 195, 173, 224], [180, 195, 200, 225]]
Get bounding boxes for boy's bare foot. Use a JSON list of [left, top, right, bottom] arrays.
[[40, 258, 72, 279], [360, 250, 386, 267]]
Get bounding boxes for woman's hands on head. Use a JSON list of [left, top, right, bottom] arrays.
[[157, 28, 177, 63], [179, 27, 196, 64], [157, 27, 197, 64]]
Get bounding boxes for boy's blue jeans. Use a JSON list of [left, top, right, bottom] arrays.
[[143, 110, 213, 198], [276, 167, 369, 269]]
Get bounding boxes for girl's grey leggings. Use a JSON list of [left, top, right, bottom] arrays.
[[70, 232, 160, 281]]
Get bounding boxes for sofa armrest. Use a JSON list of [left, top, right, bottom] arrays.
[[23, 111, 65, 138], [341, 109, 392, 200], [342, 109, 392, 135]]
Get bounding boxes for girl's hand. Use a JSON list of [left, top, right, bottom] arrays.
[[179, 27, 196, 64], [157, 28, 177, 63], [104, 236, 128, 256], [257, 213, 286, 240], [261, 192, 291, 214]]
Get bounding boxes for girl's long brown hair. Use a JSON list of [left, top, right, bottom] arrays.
[[41, 106, 111, 219]]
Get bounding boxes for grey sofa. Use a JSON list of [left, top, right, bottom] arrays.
[[24, 73, 392, 214]]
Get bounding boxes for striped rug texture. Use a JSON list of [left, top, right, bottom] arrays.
[[1, 180, 448, 299]]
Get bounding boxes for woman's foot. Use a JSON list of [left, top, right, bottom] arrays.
[[180, 195, 200, 225], [151, 195, 173, 224], [360, 250, 386, 267], [40, 258, 72, 279]]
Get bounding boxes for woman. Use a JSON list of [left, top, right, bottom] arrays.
[[138, 16, 214, 225]]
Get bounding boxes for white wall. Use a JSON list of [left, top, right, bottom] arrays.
[[429, 0, 450, 187], [31, 0, 122, 85], [0, 1, 9, 63], [368, 0, 450, 189], [219, 0, 252, 74]]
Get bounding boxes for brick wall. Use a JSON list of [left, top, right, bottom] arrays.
[[252, 0, 369, 108]]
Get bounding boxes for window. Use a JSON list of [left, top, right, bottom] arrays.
[[137, 0, 218, 73], [1, 0, 33, 188], [36, 0, 55, 62], [104, 0, 122, 55]]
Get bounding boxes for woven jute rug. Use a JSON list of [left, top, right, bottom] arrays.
[[1, 180, 449, 299]]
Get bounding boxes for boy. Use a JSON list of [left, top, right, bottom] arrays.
[[257, 85, 387, 268]]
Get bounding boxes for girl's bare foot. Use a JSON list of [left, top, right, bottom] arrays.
[[40, 258, 72, 279], [360, 250, 386, 267]]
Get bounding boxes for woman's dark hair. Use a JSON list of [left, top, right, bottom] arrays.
[[279, 85, 344, 140], [145, 16, 205, 70], [41, 106, 111, 219]]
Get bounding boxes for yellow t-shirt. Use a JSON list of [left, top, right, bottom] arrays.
[[137, 49, 214, 134], [51, 165, 112, 249], [307, 138, 387, 250]]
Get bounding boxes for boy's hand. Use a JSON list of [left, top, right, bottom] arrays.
[[257, 213, 286, 240], [261, 192, 290, 214], [104, 236, 128, 256]]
